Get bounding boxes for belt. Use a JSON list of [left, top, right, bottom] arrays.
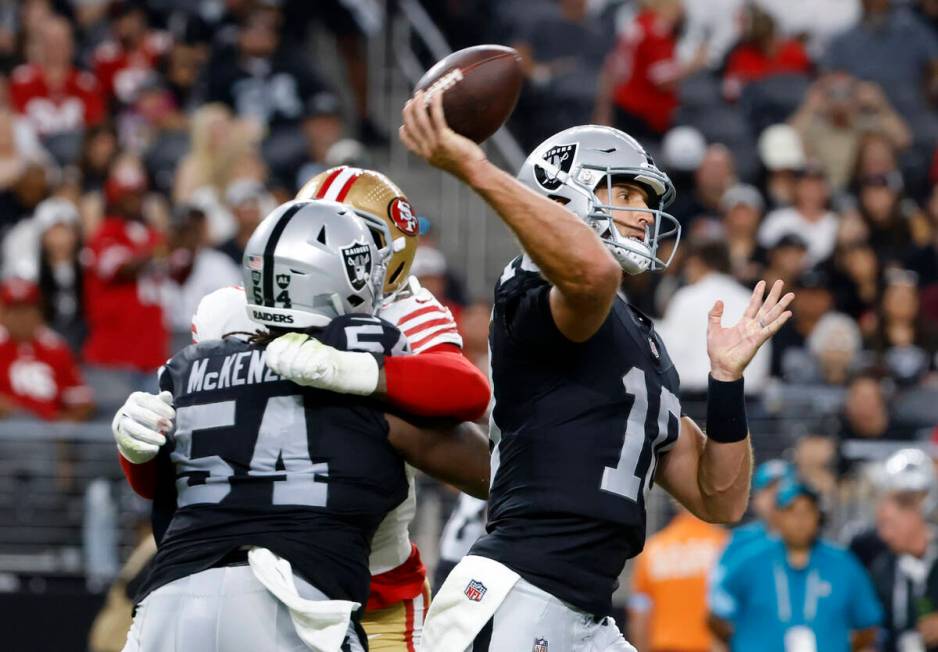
[[211, 548, 250, 568]]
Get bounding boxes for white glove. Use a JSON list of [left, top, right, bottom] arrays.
[[112, 391, 175, 464], [265, 333, 380, 396]]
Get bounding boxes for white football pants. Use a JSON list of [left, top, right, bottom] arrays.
[[121, 565, 365, 652]]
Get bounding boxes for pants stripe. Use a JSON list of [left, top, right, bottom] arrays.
[[472, 617, 493, 652], [404, 594, 416, 652]]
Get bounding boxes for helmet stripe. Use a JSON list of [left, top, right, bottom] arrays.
[[321, 167, 359, 201], [262, 203, 303, 307], [315, 166, 345, 199], [334, 171, 361, 202]]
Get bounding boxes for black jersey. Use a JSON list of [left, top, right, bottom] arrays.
[[138, 314, 410, 606], [470, 256, 682, 616]]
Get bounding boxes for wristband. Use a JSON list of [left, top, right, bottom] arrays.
[[705, 375, 749, 443]]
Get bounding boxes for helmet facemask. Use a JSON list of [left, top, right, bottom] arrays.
[[534, 155, 682, 275]]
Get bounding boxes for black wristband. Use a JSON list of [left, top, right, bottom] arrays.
[[705, 375, 749, 443]]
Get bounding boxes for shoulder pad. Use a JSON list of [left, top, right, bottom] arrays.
[[191, 286, 256, 343], [495, 255, 546, 304]]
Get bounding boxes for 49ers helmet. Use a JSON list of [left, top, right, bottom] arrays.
[[518, 125, 681, 275], [242, 200, 392, 329], [297, 166, 419, 296]]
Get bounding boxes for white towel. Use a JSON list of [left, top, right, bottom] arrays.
[[421, 555, 520, 652], [248, 547, 360, 652]]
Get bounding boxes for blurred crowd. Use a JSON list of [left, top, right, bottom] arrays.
[[0, 0, 933, 647]]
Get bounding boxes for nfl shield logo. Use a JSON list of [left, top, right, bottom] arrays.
[[340, 240, 372, 291], [464, 579, 487, 602], [533, 638, 549, 652], [648, 337, 660, 361]]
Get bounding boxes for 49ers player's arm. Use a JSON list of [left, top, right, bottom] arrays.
[[400, 91, 621, 342], [656, 417, 751, 525], [386, 415, 489, 499]]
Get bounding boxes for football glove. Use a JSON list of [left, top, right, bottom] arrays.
[[112, 391, 175, 464], [265, 333, 380, 395]]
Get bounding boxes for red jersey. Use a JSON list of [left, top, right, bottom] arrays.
[[93, 32, 170, 103], [724, 40, 811, 86], [9, 64, 105, 136], [83, 217, 168, 371], [612, 10, 679, 134], [0, 326, 93, 420]]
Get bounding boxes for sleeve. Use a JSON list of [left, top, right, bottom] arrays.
[[847, 553, 884, 630], [493, 256, 577, 353], [384, 350, 491, 421], [629, 553, 653, 613], [378, 281, 463, 354]]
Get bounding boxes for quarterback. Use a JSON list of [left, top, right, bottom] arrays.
[[114, 168, 490, 651], [400, 91, 794, 650]]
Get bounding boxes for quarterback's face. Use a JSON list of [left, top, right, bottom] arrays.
[[594, 181, 653, 241]]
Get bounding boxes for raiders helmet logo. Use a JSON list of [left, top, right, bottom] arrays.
[[534, 143, 577, 191], [341, 241, 372, 291], [389, 197, 419, 236]]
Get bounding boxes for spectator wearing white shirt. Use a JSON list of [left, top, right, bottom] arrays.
[[758, 161, 840, 266], [657, 240, 771, 402]]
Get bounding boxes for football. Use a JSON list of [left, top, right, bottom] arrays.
[[414, 44, 524, 144]]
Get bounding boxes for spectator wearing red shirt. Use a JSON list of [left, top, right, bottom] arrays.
[[83, 157, 167, 384], [596, 0, 703, 141], [9, 15, 105, 137], [0, 278, 94, 421], [722, 6, 812, 101], [93, 2, 171, 105]]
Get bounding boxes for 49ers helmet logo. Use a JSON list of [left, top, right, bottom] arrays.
[[389, 197, 419, 236]]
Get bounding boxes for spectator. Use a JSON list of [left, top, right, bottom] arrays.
[[173, 103, 264, 243], [758, 161, 839, 266], [82, 157, 167, 391], [677, 0, 745, 70], [216, 179, 273, 267], [716, 460, 794, 566], [709, 479, 882, 652], [288, 97, 347, 193], [839, 373, 919, 446], [161, 19, 210, 111], [856, 172, 914, 266], [659, 125, 707, 196], [10, 14, 105, 138], [721, 6, 812, 102], [202, 5, 342, 176], [163, 205, 240, 351], [36, 198, 85, 351], [762, 233, 809, 290], [753, 0, 861, 58], [628, 504, 727, 652], [0, 109, 49, 192], [825, 0, 938, 120], [595, 0, 703, 143], [872, 269, 938, 385], [658, 239, 770, 400], [906, 184, 938, 287], [720, 183, 765, 284], [806, 312, 864, 386], [790, 74, 911, 191], [669, 144, 737, 227], [131, 77, 190, 195], [850, 131, 904, 189], [758, 123, 807, 209], [830, 240, 881, 327], [869, 449, 938, 652], [511, 0, 611, 145], [770, 269, 835, 380], [78, 123, 119, 194], [92, 2, 170, 106], [410, 245, 463, 326], [0, 277, 94, 420]]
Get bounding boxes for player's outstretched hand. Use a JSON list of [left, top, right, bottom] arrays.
[[707, 279, 794, 382], [399, 90, 486, 181], [265, 332, 380, 396], [112, 391, 175, 464]]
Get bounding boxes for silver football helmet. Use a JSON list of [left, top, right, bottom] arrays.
[[879, 448, 938, 518], [242, 200, 392, 329], [518, 125, 681, 275]]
